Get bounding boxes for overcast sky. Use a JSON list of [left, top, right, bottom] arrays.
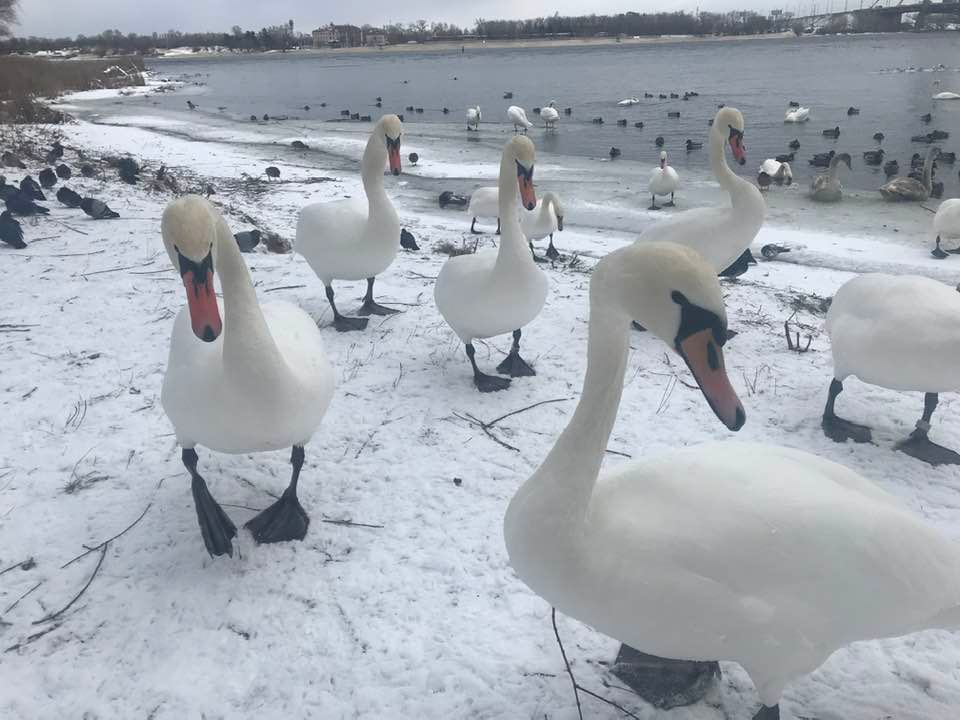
[[15, 0, 788, 38]]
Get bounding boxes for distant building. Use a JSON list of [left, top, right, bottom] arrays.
[[311, 24, 363, 48], [365, 31, 388, 47]]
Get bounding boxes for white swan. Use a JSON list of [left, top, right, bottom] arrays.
[[295, 114, 402, 332], [161, 196, 334, 557], [618, 97, 640, 106], [648, 150, 681, 209], [932, 198, 960, 255], [635, 107, 765, 275], [435, 136, 547, 392], [757, 158, 793, 190], [540, 102, 559, 130], [823, 273, 960, 465], [467, 186, 502, 234], [933, 91, 960, 100], [784, 106, 810, 123], [508, 105, 533, 133], [466, 105, 481, 131], [521, 191, 564, 260], [505, 240, 960, 720], [810, 152, 851, 202]]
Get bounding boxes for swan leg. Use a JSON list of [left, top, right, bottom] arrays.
[[821, 378, 872, 444], [896, 393, 960, 466], [357, 277, 399, 316], [470, 217, 481, 234], [496, 329, 536, 377], [752, 705, 780, 720], [632, 321, 647, 332], [611, 644, 720, 709], [529, 240, 547, 264], [649, 195, 660, 211], [545, 234, 560, 260], [245, 446, 310, 544], [324, 284, 368, 332], [495, 218, 501, 235], [183, 448, 236, 558], [664, 193, 676, 208], [932, 238, 950, 259], [466, 343, 511, 392]]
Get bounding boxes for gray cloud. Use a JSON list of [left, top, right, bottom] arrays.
[[16, 0, 778, 38]]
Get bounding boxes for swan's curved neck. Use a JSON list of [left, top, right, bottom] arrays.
[[213, 215, 284, 379], [513, 279, 631, 525], [361, 130, 389, 212], [496, 151, 532, 267], [709, 129, 740, 194], [923, 154, 935, 190]]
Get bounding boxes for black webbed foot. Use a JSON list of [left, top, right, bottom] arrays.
[[190, 473, 237, 558], [611, 644, 720, 709], [496, 351, 536, 377], [475, 372, 511, 393], [822, 415, 872, 444], [897, 430, 960, 466], [333, 315, 369, 332], [245, 488, 310, 544], [357, 300, 400, 317]]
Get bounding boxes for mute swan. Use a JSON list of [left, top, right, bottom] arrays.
[[161, 196, 334, 557], [880, 146, 938, 202], [506, 241, 960, 720], [648, 150, 681, 210], [468, 187, 501, 234], [508, 105, 533, 133], [931, 198, 960, 257], [540, 102, 559, 130], [521, 191, 564, 260], [435, 136, 547, 392], [466, 105, 481, 131], [933, 91, 960, 100], [617, 97, 640, 106], [810, 152, 851, 202], [634, 107, 765, 275], [757, 159, 792, 190], [823, 273, 960, 465], [296, 114, 402, 332], [783, 106, 810, 123]]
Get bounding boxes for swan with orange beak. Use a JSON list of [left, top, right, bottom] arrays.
[[161, 196, 335, 557]]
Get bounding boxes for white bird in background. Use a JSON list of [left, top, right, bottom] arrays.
[[508, 105, 533, 133], [541, 102, 560, 130], [757, 158, 793, 191], [648, 150, 681, 209], [933, 91, 960, 100], [618, 97, 640, 106], [784, 106, 810, 123], [931, 198, 960, 257], [466, 105, 481, 131]]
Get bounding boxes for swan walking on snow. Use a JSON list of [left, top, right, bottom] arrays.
[[521, 191, 564, 260], [508, 105, 533, 133], [506, 241, 960, 720], [435, 136, 547, 392], [161, 196, 334, 557], [648, 150, 681, 209], [466, 105, 481, 131], [823, 273, 960, 465], [296, 115, 403, 331]]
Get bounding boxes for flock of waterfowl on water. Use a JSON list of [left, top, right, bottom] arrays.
[[4, 94, 960, 720]]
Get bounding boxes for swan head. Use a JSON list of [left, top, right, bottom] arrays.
[[379, 114, 403, 175], [659, 150, 667, 169], [600, 242, 745, 431], [161, 195, 223, 343], [507, 136, 537, 211], [713, 107, 746, 166]]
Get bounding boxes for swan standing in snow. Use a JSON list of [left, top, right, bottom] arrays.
[[823, 273, 960, 465], [467, 186, 502, 234], [757, 158, 792, 190], [540, 102, 560, 130], [648, 150, 681, 210], [466, 105, 481, 131], [508, 105, 533, 133], [880, 146, 939, 202], [931, 198, 960, 257], [435, 136, 547, 392], [521, 191, 564, 260], [161, 196, 334, 556], [506, 240, 960, 720], [635, 107, 765, 276], [296, 115, 402, 332], [783, 106, 810, 123], [810, 152, 851, 202]]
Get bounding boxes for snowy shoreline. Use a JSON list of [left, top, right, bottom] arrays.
[[1, 113, 959, 720]]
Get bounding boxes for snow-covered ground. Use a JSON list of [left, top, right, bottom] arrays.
[[1, 108, 959, 720]]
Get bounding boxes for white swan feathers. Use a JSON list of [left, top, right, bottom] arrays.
[[468, 186, 500, 221], [295, 114, 402, 285], [436, 136, 547, 344], [521, 192, 563, 241], [934, 198, 960, 249], [827, 273, 960, 392], [649, 150, 681, 196], [784, 106, 810, 122], [635, 107, 765, 272], [161, 196, 334, 453], [505, 240, 960, 710], [508, 105, 533, 131]]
